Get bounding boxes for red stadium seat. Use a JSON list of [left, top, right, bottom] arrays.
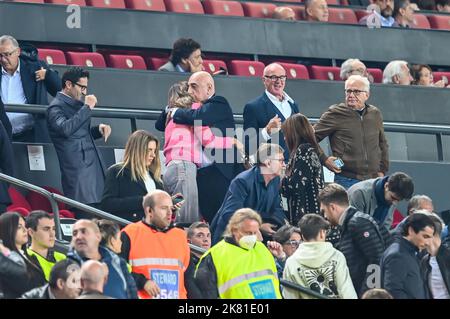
[[66, 51, 107, 68], [6, 187, 31, 217], [26, 187, 76, 219], [124, 0, 166, 11], [354, 9, 370, 22], [106, 54, 147, 70], [203, 0, 244, 17], [326, 0, 339, 4], [433, 71, 450, 84], [310, 65, 341, 81], [45, 0, 87, 6], [277, 62, 309, 80], [241, 2, 276, 19], [86, 0, 126, 8], [367, 68, 383, 83], [412, 13, 430, 29], [273, 0, 303, 3], [164, 0, 204, 14], [328, 8, 358, 25], [428, 14, 450, 31], [203, 59, 228, 75], [147, 57, 168, 70], [289, 5, 305, 20], [391, 209, 405, 229], [228, 60, 265, 77], [38, 48, 67, 65]]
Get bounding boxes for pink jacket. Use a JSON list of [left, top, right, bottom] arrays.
[[163, 103, 233, 167]]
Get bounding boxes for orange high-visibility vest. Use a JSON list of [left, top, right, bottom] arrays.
[[122, 222, 190, 299]]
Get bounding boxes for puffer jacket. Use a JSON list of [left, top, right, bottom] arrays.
[[336, 206, 388, 296], [314, 103, 389, 180]]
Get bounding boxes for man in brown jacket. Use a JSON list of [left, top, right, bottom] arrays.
[[315, 74, 389, 189]]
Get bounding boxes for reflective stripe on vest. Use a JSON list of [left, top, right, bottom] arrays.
[[218, 269, 276, 295], [130, 257, 184, 269]]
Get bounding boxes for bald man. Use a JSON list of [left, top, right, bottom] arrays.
[[67, 219, 138, 299], [243, 63, 299, 162], [273, 7, 296, 20], [157, 71, 244, 223], [77, 260, 112, 299]]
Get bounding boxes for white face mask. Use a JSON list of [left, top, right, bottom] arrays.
[[239, 235, 257, 250]]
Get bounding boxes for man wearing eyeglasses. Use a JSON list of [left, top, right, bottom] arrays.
[[46, 67, 111, 213], [0, 35, 61, 141], [314, 74, 389, 190], [243, 63, 299, 162]]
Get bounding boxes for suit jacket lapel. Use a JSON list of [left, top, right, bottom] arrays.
[[262, 93, 286, 121], [20, 60, 33, 103], [124, 167, 147, 193]]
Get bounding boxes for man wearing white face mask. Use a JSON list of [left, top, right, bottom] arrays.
[[194, 208, 282, 299]]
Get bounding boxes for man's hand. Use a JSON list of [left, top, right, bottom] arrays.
[[266, 241, 286, 260], [233, 138, 244, 152], [265, 115, 281, 135], [324, 156, 342, 174], [99, 124, 111, 142], [35, 67, 47, 81], [85, 95, 97, 109], [144, 279, 161, 298], [188, 59, 204, 73], [260, 223, 276, 236]]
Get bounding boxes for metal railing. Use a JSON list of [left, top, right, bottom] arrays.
[[6, 103, 450, 161]]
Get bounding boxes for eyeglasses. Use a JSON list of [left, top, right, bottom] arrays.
[[270, 157, 285, 163], [349, 68, 367, 75], [0, 49, 18, 59], [284, 240, 300, 247], [72, 82, 88, 91], [264, 75, 287, 82], [345, 89, 367, 95]]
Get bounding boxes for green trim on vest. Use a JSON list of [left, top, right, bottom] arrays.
[[27, 249, 66, 281], [206, 240, 281, 299]]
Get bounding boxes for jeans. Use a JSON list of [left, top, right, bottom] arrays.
[[334, 174, 360, 190]]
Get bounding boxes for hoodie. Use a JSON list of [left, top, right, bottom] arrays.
[[282, 241, 357, 299]]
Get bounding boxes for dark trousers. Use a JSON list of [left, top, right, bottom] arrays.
[[196, 165, 231, 224]]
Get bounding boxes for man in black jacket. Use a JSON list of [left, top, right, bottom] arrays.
[[157, 71, 244, 223], [0, 121, 13, 214], [381, 213, 435, 299], [0, 35, 61, 141], [319, 183, 388, 297], [420, 214, 450, 299]]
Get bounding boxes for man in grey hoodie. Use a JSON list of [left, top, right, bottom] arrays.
[[282, 214, 357, 299]]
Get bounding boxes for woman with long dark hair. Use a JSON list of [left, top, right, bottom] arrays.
[[281, 113, 324, 226], [0, 212, 46, 298]]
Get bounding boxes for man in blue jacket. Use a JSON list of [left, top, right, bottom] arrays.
[[243, 63, 299, 162], [210, 143, 287, 244]]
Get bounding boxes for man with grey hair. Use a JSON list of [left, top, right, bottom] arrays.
[[315, 75, 389, 189], [273, 6, 296, 20], [77, 260, 112, 299], [0, 35, 61, 141], [243, 63, 299, 162], [383, 60, 413, 85], [211, 143, 287, 244], [304, 0, 329, 22], [340, 59, 368, 80], [408, 195, 434, 214]]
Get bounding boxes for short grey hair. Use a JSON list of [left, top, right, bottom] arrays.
[[340, 58, 363, 80], [0, 35, 19, 48], [407, 195, 433, 214], [256, 143, 284, 166], [383, 60, 408, 84], [345, 74, 370, 92]]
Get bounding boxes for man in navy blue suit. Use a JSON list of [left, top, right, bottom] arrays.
[[0, 35, 61, 141], [168, 71, 244, 223], [243, 63, 299, 162]]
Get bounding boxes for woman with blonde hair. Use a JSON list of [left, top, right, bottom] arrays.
[[100, 130, 164, 222], [163, 81, 242, 224]]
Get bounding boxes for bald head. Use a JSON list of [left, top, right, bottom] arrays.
[[273, 7, 296, 20], [80, 260, 108, 293], [143, 190, 174, 229], [188, 71, 215, 102], [263, 63, 287, 100], [305, 0, 329, 22], [71, 219, 102, 259], [263, 63, 285, 77]]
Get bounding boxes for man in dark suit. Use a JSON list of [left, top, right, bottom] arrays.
[[47, 67, 111, 215], [168, 71, 244, 223], [0, 120, 13, 214], [0, 35, 61, 141], [243, 63, 299, 162]]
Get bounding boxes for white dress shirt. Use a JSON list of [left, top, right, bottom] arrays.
[[261, 90, 294, 141]]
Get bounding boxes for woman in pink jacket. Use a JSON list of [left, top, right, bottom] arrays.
[[163, 81, 242, 223]]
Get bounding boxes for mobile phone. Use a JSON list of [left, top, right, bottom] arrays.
[[173, 194, 184, 205], [334, 158, 344, 169]]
